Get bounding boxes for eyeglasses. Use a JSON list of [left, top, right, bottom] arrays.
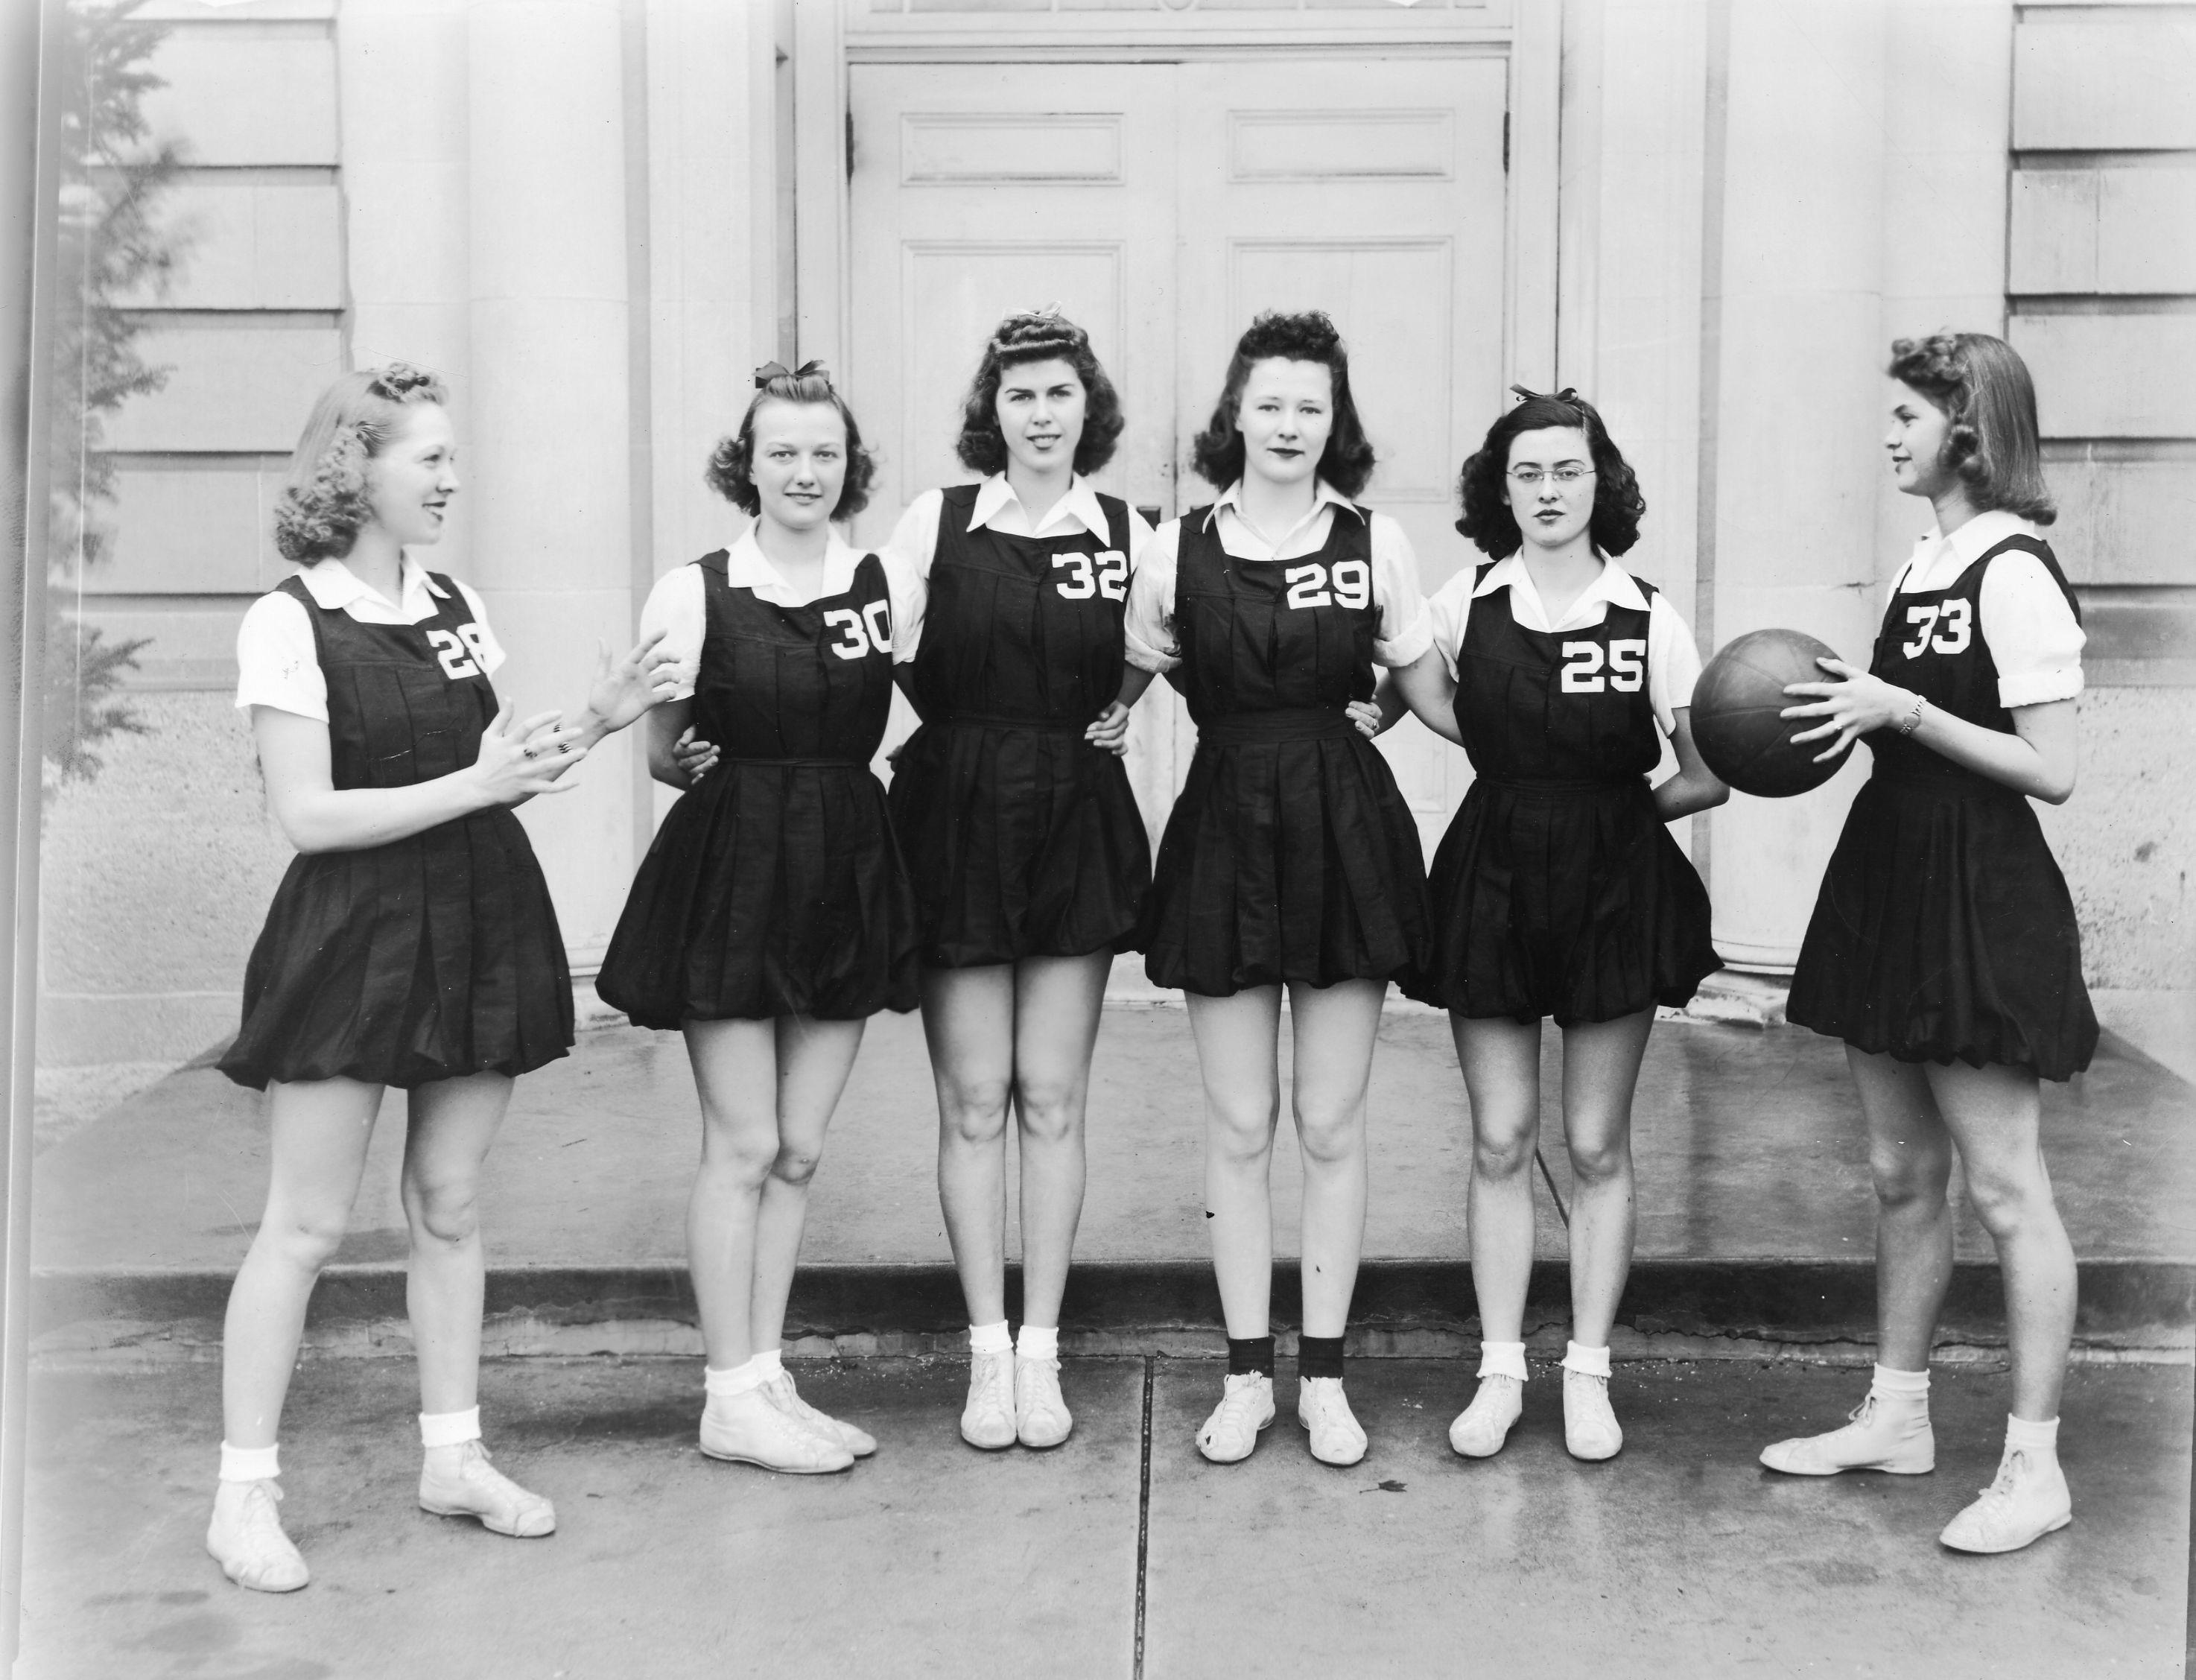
[[1508, 466, 1595, 487]]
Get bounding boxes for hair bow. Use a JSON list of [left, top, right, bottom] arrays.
[[755, 359, 828, 388], [1007, 302, 1064, 324], [1509, 384, 1581, 405], [367, 364, 442, 400]]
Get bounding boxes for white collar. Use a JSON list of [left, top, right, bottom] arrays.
[[295, 554, 448, 613], [968, 473, 1113, 542], [1918, 508, 2036, 566], [724, 524, 865, 602], [1473, 552, 1648, 618], [1202, 478, 1365, 533]]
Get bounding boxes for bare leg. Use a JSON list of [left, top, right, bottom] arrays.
[[399, 1071, 516, 1416], [1453, 1016, 1541, 1345], [221, 1077, 385, 1448], [925, 966, 1017, 1328], [1558, 1009, 1654, 1347], [1926, 1061, 2075, 1421], [1286, 980, 1385, 1340], [685, 1017, 784, 1369], [1010, 952, 1109, 1331], [749, 1014, 866, 1354], [1847, 1048, 1958, 1373], [1187, 987, 1283, 1340]]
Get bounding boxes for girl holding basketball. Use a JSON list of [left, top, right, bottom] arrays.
[[212, 366, 679, 1591], [1114, 311, 1443, 1468], [596, 364, 924, 1475], [1763, 333, 2092, 1555], [1379, 387, 1726, 1462], [881, 309, 1152, 1451]]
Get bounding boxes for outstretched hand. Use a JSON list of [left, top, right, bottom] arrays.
[[584, 631, 685, 735], [1084, 700, 1132, 757], [1780, 656, 1912, 763], [472, 699, 586, 804]]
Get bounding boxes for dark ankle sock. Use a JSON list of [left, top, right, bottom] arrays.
[[1225, 1335, 1276, 1378], [1298, 1335, 1345, 1382]]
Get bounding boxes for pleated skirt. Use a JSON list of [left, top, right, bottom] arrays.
[[1141, 734, 1431, 996], [888, 720, 1150, 969], [597, 762, 920, 1027], [1408, 779, 1716, 1024], [1788, 775, 2098, 1080], [219, 808, 574, 1091]]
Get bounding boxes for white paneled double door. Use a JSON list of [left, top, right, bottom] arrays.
[[846, 56, 1509, 855]]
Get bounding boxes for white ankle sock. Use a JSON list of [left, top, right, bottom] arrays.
[[750, 1348, 785, 1383], [1561, 1341, 1610, 1379], [1017, 1325, 1059, 1361], [705, 1358, 765, 1399], [969, 1320, 1012, 1355], [1870, 1363, 1929, 1402], [1476, 1341, 1528, 1383], [2005, 1413, 2060, 1468], [219, 1442, 280, 1483], [418, 1407, 480, 1449]]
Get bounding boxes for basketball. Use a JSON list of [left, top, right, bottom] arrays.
[[1690, 628, 1846, 798]]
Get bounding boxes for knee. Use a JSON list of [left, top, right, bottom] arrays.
[[1013, 1074, 1082, 1146], [1565, 1132, 1631, 1186], [700, 1125, 778, 1192], [258, 1205, 349, 1273], [770, 1143, 822, 1190], [1472, 1126, 1536, 1181], [940, 1077, 1012, 1147], [1206, 1101, 1277, 1168], [1963, 1164, 2057, 1240], [1295, 1106, 1364, 1168], [1869, 1142, 1950, 1211], [407, 1175, 480, 1248]]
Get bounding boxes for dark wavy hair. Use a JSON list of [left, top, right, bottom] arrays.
[[1188, 311, 1376, 500], [273, 364, 448, 563], [705, 365, 876, 519], [1887, 332, 2055, 525], [953, 309, 1124, 478], [1455, 386, 1646, 560]]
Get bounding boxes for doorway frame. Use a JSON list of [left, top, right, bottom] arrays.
[[789, 0, 1562, 421]]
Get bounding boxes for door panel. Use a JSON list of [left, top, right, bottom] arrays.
[[846, 56, 1510, 855]]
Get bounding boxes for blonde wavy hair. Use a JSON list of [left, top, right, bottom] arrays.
[[273, 364, 449, 563]]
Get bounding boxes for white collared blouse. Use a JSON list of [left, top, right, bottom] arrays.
[[1425, 554, 1704, 736], [1122, 480, 1433, 673], [1888, 509, 2084, 709], [636, 526, 928, 702], [235, 556, 507, 722]]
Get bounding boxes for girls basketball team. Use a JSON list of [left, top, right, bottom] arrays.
[[206, 316, 2093, 1591]]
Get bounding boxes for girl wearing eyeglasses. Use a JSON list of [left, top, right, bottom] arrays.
[[597, 364, 925, 1477], [1380, 388, 1725, 1464], [880, 310, 1153, 1452]]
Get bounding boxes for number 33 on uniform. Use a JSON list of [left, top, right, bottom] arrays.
[[1053, 551, 1128, 600]]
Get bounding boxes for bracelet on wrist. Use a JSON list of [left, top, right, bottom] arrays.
[[1897, 695, 1927, 738]]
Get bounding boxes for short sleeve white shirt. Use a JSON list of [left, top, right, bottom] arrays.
[[234, 557, 505, 723], [1890, 510, 2084, 708], [638, 527, 927, 700], [1425, 554, 1703, 735], [882, 475, 1154, 663], [1123, 481, 1432, 673]]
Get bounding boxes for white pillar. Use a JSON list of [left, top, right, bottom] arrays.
[[465, 0, 638, 967], [1706, 0, 1892, 971]]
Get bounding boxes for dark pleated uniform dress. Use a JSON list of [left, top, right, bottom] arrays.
[[597, 548, 920, 1026], [1788, 535, 2097, 1080], [220, 574, 574, 1091], [1408, 564, 1717, 1023], [888, 484, 1151, 967], [1141, 506, 1432, 996]]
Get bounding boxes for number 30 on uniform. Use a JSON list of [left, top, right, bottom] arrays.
[[823, 602, 894, 660], [1560, 639, 1646, 693]]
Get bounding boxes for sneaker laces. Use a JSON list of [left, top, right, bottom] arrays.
[[1210, 1376, 1268, 1433], [1975, 1448, 2029, 1502]]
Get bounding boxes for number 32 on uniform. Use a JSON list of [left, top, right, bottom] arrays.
[[1053, 551, 1128, 601], [1561, 639, 1645, 693]]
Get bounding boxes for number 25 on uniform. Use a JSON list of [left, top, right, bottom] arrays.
[[1560, 639, 1644, 693]]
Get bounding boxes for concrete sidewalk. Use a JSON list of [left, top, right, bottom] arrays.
[[14, 1354, 2189, 1679], [28, 1006, 2196, 1353]]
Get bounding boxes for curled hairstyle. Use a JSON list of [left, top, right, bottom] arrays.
[[1887, 332, 2056, 525], [1454, 386, 1646, 560], [954, 309, 1125, 478], [1189, 311, 1377, 500], [273, 364, 448, 564], [705, 364, 875, 519]]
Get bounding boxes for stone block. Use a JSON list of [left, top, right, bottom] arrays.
[[99, 323, 345, 454], [2013, 17, 2196, 152], [140, 28, 340, 165], [115, 174, 343, 311]]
